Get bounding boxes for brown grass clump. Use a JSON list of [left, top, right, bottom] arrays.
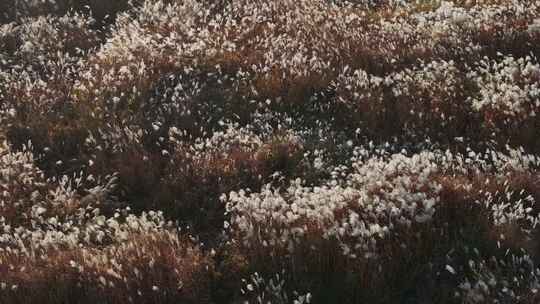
[[0, 232, 215, 304]]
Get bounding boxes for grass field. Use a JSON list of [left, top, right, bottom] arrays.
[[1, 0, 540, 303]]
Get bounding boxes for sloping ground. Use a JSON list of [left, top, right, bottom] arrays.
[[1, 0, 540, 303]]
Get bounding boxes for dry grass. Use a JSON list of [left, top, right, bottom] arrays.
[[1, 0, 540, 303]]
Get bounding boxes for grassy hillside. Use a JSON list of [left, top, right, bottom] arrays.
[[1, 0, 540, 303]]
